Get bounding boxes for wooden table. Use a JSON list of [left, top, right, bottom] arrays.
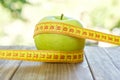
[[0, 46, 120, 80]]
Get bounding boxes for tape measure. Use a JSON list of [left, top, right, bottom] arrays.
[[34, 22, 120, 45], [0, 50, 83, 63], [0, 22, 120, 63]]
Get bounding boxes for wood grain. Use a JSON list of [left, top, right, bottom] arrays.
[[1, 46, 120, 80], [104, 47, 120, 71], [11, 56, 93, 80], [85, 46, 120, 80], [0, 46, 22, 80], [0, 46, 34, 80], [0, 46, 93, 80]]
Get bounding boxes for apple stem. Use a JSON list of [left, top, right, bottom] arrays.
[[60, 14, 64, 20]]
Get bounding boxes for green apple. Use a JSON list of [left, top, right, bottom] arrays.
[[34, 14, 85, 51]]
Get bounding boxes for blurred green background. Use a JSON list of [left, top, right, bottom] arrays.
[[0, 0, 120, 47]]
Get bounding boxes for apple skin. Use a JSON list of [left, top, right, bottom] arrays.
[[34, 16, 85, 51]]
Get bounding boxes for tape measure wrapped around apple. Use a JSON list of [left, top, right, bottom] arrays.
[[0, 14, 119, 63], [34, 14, 85, 63]]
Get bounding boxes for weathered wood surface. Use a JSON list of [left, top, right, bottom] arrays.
[[85, 47, 120, 80], [0, 46, 120, 80]]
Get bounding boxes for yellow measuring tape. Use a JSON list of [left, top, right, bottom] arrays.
[[34, 22, 120, 45], [0, 50, 83, 63], [0, 22, 120, 63]]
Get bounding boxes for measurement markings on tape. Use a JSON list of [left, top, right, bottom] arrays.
[[34, 22, 120, 45], [0, 22, 119, 63], [0, 50, 83, 63]]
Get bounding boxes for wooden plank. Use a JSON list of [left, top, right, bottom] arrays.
[[0, 46, 34, 80], [0, 46, 21, 80], [0, 60, 21, 80], [11, 49, 93, 80], [104, 47, 120, 70], [85, 46, 120, 80]]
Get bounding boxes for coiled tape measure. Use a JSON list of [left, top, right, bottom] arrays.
[[0, 22, 120, 63]]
